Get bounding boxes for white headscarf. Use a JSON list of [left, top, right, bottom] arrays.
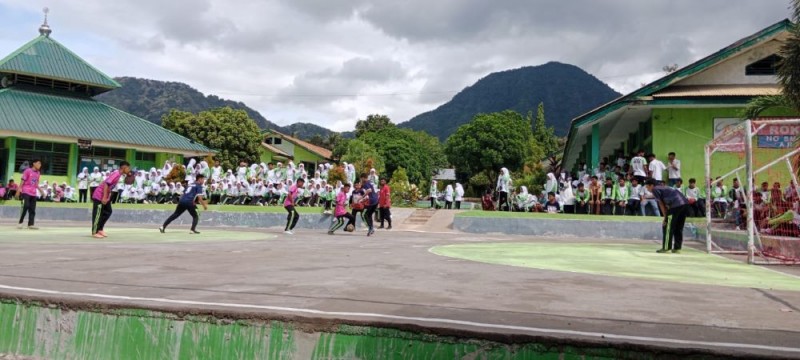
[[545, 173, 558, 194], [455, 183, 464, 198]]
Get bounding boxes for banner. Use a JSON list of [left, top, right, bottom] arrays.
[[755, 123, 800, 149]]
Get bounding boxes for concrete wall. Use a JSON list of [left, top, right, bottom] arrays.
[[0, 299, 733, 360], [677, 39, 782, 86], [454, 215, 698, 241]]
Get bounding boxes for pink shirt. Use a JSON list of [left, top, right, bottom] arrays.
[[284, 185, 298, 207], [20, 168, 40, 197], [93, 170, 122, 201], [335, 192, 348, 217]]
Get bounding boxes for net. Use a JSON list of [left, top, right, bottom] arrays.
[[704, 118, 800, 265]]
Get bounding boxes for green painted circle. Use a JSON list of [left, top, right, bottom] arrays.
[[431, 243, 800, 291], [4, 227, 275, 244]]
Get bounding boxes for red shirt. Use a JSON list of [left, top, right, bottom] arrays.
[[379, 184, 391, 208]]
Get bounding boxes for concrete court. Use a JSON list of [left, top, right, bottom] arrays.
[[0, 222, 799, 358]]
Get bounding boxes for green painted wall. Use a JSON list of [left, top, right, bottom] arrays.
[[0, 300, 683, 360], [4, 137, 16, 183], [292, 145, 325, 168], [67, 144, 78, 186], [651, 107, 798, 185]]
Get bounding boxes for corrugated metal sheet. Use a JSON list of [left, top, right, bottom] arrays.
[[269, 130, 332, 159], [0, 88, 212, 153], [261, 142, 290, 158], [652, 84, 781, 98], [0, 36, 120, 89]]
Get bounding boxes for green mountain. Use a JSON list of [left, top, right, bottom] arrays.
[[400, 62, 621, 140], [95, 77, 282, 130]]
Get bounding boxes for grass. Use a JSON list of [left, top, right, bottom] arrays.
[[0, 201, 325, 214], [455, 210, 709, 224]]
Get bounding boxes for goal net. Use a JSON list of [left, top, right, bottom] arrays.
[[704, 118, 800, 265]]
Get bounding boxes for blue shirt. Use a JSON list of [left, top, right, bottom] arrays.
[[362, 181, 379, 206], [180, 183, 204, 205], [651, 186, 688, 209]]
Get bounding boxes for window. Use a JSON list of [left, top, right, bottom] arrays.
[[78, 146, 127, 173], [746, 54, 782, 76], [136, 152, 156, 162], [266, 137, 282, 145], [14, 140, 70, 176]]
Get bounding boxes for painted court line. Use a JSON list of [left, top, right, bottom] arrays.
[[0, 284, 798, 354]]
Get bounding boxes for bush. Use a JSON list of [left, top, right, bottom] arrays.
[[388, 167, 420, 206]]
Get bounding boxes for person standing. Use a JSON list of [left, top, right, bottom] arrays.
[[91, 161, 132, 238], [77, 167, 89, 203], [429, 180, 438, 208], [378, 179, 392, 230], [667, 152, 681, 187], [444, 184, 454, 209], [645, 179, 689, 254], [496, 168, 511, 211], [284, 177, 305, 235], [630, 150, 648, 184], [17, 159, 42, 230], [328, 183, 355, 235], [89, 167, 102, 199], [361, 173, 379, 236], [160, 174, 209, 234], [647, 153, 667, 185], [454, 183, 465, 210]]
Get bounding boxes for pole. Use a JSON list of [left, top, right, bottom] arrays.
[[704, 144, 713, 253], [744, 120, 755, 264], [788, 158, 800, 200]]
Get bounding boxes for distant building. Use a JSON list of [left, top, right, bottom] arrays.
[[0, 21, 212, 185], [261, 130, 332, 169], [562, 19, 798, 182]]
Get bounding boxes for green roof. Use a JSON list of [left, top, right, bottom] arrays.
[[0, 35, 120, 89], [0, 87, 212, 154]]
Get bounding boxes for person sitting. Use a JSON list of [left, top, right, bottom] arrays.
[[711, 177, 728, 218], [482, 189, 495, 211], [543, 192, 561, 214], [684, 178, 705, 217], [614, 177, 630, 216], [600, 178, 615, 215], [627, 178, 642, 216], [574, 183, 590, 214], [588, 176, 602, 215], [761, 201, 800, 237], [5, 180, 17, 200]]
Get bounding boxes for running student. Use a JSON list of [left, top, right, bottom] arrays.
[[17, 159, 42, 230], [361, 173, 378, 236], [160, 174, 208, 234], [645, 179, 689, 254], [91, 161, 132, 238], [284, 177, 304, 235], [328, 183, 355, 235]]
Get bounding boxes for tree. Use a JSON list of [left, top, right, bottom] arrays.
[[341, 140, 385, 176], [331, 138, 350, 161], [780, 1, 800, 111], [531, 103, 560, 157], [355, 114, 394, 137], [388, 167, 421, 206], [445, 110, 534, 183], [308, 134, 326, 147], [161, 107, 261, 170], [325, 132, 343, 150]]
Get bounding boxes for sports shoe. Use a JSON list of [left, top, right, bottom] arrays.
[[284, 230, 294, 235], [656, 249, 670, 254], [159, 227, 165, 234], [671, 249, 681, 254], [190, 230, 200, 234], [378, 226, 384, 229], [367, 228, 375, 237], [27, 226, 39, 230], [387, 226, 392, 230], [327, 230, 334, 235]]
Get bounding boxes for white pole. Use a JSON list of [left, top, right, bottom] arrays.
[[704, 144, 713, 253], [788, 158, 800, 200], [744, 120, 755, 264]]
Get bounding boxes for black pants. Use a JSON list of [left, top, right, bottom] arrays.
[[285, 205, 299, 231], [430, 197, 435, 208], [614, 203, 626, 216], [627, 199, 641, 216], [563, 205, 575, 214], [455, 201, 461, 210], [89, 187, 97, 201], [19, 194, 37, 226], [445, 201, 452, 209], [498, 191, 509, 211], [664, 205, 689, 251], [602, 199, 614, 215], [329, 213, 355, 233], [575, 202, 588, 214], [364, 204, 378, 230], [111, 191, 120, 204], [349, 209, 364, 229], [379, 207, 392, 228], [163, 203, 199, 231], [91, 200, 113, 234], [79, 189, 88, 203]]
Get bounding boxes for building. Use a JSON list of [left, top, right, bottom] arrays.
[[261, 130, 332, 170], [0, 21, 213, 185], [563, 19, 798, 183]]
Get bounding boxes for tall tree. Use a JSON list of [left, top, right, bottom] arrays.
[[341, 140, 385, 176], [531, 103, 560, 156], [355, 114, 395, 138], [325, 132, 343, 150], [162, 107, 261, 170], [780, 1, 800, 110]]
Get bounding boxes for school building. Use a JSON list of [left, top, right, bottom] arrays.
[[0, 22, 213, 186], [563, 19, 799, 183], [261, 130, 332, 170]]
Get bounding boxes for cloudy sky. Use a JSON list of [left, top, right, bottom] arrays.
[[0, 0, 792, 131]]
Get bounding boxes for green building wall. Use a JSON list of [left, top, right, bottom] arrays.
[[651, 107, 798, 186]]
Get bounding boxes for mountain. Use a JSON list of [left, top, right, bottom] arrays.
[[95, 77, 282, 130], [282, 122, 335, 139], [400, 62, 621, 140]]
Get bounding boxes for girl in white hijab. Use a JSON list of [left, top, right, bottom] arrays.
[[444, 184, 454, 209], [496, 168, 511, 211], [185, 158, 197, 183], [455, 183, 465, 210], [368, 168, 379, 185], [89, 167, 102, 197], [77, 167, 89, 203], [544, 173, 559, 195], [515, 186, 530, 212], [347, 164, 357, 185]]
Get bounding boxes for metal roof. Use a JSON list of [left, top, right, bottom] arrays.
[[261, 142, 291, 158], [652, 84, 781, 98], [0, 35, 120, 89], [266, 130, 333, 160], [0, 87, 212, 154]]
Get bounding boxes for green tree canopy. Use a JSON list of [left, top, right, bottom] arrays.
[[162, 107, 261, 170], [531, 103, 560, 156], [341, 139, 385, 176], [357, 127, 446, 188], [355, 114, 395, 138], [445, 110, 534, 183]]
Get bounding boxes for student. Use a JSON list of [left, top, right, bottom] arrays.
[[5, 180, 17, 200], [544, 192, 561, 214], [630, 150, 648, 184], [574, 183, 590, 214], [614, 177, 630, 216], [212, 161, 223, 182], [89, 167, 102, 199], [711, 177, 728, 218], [588, 176, 602, 215], [496, 168, 511, 211], [684, 178, 704, 217], [482, 188, 495, 211], [444, 184, 454, 209], [640, 183, 661, 217], [92, 162, 132, 238], [648, 154, 667, 185], [348, 181, 367, 230], [361, 173, 379, 236], [160, 174, 209, 234], [77, 167, 89, 203], [645, 179, 689, 253], [283, 177, 304, 235], [328, 183, 355, 235], [378, 179, 392, 230], [429, 180, 438, 209], [454, 183, 464, 210], [667, 152, 681, 187], [627, 178, 642, 216], [17, 159, 42, 230], [601, 178, 615, 215]]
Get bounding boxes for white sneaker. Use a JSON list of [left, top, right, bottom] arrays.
[[284, 230, 294, 235]]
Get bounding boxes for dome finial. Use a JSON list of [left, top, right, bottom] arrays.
[[39, 7, 52, 37]]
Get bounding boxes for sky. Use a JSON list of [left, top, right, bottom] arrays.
[[0, 1, 793, 131]]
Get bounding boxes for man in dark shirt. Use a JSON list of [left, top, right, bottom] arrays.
[[160, 174, 208, 234], [645, 179, 689, 253], [360, 173, 379, 236]]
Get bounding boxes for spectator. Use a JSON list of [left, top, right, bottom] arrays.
[[667, 152, 681, 187]]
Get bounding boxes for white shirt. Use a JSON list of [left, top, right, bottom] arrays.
[[648, 159, 667, 181], [667, 159, 681, 179], [629, 185, 642, 200], [631, 156, 647, 177], [212, 166, 222, 181]]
